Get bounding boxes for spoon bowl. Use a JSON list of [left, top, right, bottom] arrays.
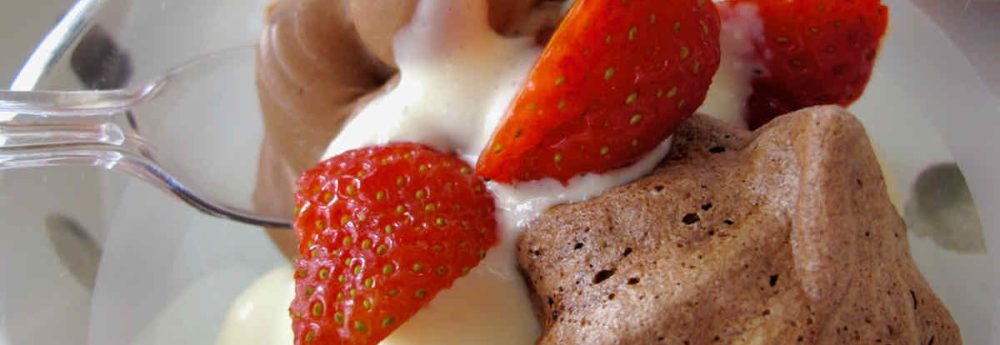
[[0, 46, 292, 228]]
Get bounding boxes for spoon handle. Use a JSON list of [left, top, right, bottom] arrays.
[[0, 104, 142, 169], [0, 113, 293, 229], [0, 84, 158, 116], [0, 44, 293, 228]]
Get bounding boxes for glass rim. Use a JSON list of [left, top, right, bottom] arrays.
[[10, 0, 105, 91]]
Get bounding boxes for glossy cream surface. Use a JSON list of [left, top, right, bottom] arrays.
[[696, 2, 764, 128], [216, 267, 296, 345], [325, 2, 680, 344]]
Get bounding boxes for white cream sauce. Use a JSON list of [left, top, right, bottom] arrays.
[[220, 1, 763, 344]]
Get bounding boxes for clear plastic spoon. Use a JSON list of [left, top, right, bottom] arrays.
[[0, 45, 292, 228]]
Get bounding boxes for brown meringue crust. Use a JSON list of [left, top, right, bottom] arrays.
[[518, 106, 960, 345], [253, 0, 563, 259]]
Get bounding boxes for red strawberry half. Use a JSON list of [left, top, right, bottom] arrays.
[[476, 0, 721, 184], [291, 143, 497, 345], [727, 0, 888, 128]]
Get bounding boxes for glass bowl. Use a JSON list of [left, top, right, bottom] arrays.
[[1, 0, 998, 344]]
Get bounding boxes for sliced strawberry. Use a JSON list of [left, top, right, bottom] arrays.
[[477, 0, 721, 184], [727, 0, 888, 128], [290, 143, 497, 345]]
